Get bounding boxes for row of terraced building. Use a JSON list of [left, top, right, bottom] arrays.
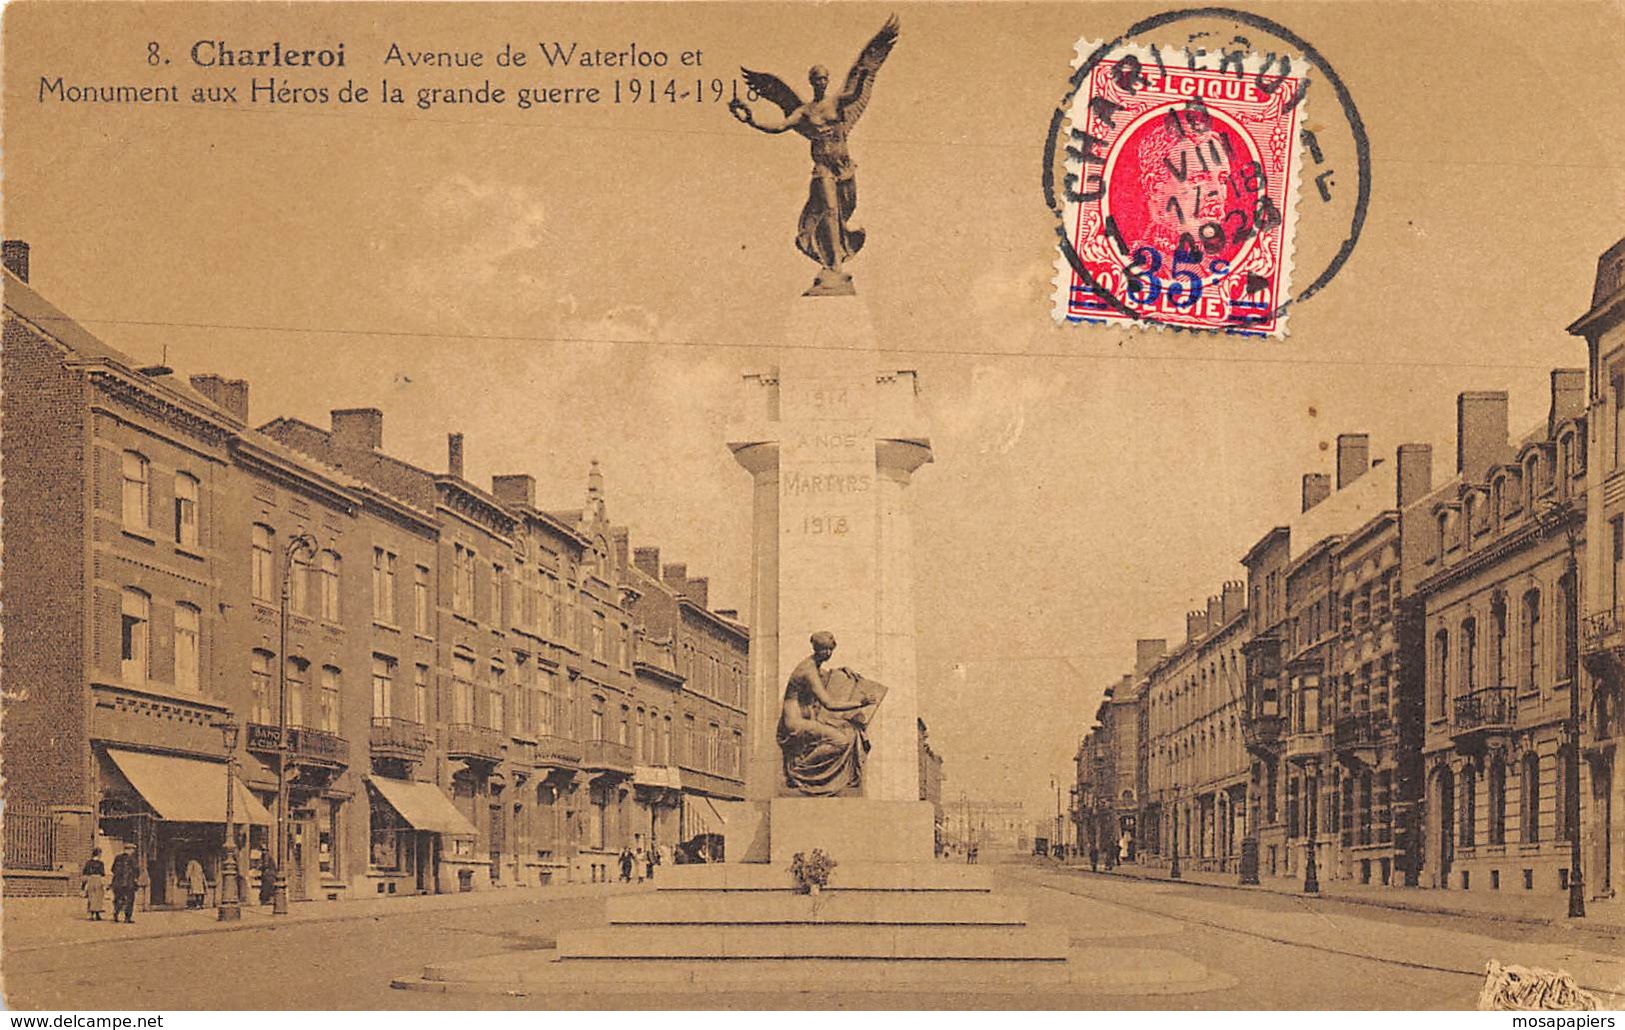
[[1074, 235, 1625, 907], [2, 241, 749, 907]]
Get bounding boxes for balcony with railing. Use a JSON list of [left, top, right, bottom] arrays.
[[1450, 686, 1516, 749], [1333, 711, 1390, 767], [1241, 713, 1285, 756], [634, 636, 683, 686], [535, 734, 583, 767], [246, 723, 350, 767], [1583, 608, 1625, 675], [581, 737, 634, 775], [445, 723, 504, 765], [1283, 728, 1325, 764], [369, 717, 430, 762]]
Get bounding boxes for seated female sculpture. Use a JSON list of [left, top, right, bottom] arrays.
[[777, 631, 887, 796]]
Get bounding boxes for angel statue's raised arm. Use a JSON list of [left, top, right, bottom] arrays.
[[727, 14, 901, 297]]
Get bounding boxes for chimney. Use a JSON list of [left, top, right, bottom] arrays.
[[1456, 391, 1509, 484], [1396, 443, 1433, 507], [1206, 595, 1224, 633], [447, 433, 465, 479], [3, 240, 30, 283], [686, 577, 710, 610], [1222, 580, 1246, 623], [491, 474, 535, 508], [662, 562, 688, 594], [1186, 610, 1207, 644], [330, 408, 383, 451], [1302, 473, 1331, 512], [188, 374, 249, 422], [587, 459, 606, 521], [1336, 433, 1370, 489], [1550, 369, 1586, 431], [634, 547, 661, 579], [1134, 638, 1166, 675]]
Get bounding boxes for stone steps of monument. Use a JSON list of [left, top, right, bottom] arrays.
[[656, 863, 994, 893], [606, 890, 1026, 925], [554, 923, 1070, 961], [552, 922, 1072, 961], [416, 955, 1078, 990]]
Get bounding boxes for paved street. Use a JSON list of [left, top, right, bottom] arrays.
[[7, 860, 1622, 1010]]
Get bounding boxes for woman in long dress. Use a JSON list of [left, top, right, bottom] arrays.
[[82, 849, 108, 920]]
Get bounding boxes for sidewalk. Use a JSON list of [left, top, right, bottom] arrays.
[[1055, 859, 1625, 937], [2, 879, 656, 954]]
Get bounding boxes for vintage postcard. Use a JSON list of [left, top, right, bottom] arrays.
[[3, 0, 1624, 1016]]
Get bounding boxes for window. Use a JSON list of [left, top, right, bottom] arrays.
[[120, 589, 150, 683], [539, 669, 558, 735], [1431, 628, 1449, 718], [414, 565, 430, 633], [320, 666, 341, 732], [121, 451, 150, 531], [731, 730, 744, 776], [1489, 759, 1508, 845], [453, 545, 476, 617], [1459, 765, 1477, 848], [372, 547, 397, 623], [1521, 589, 1542, 690], [372, 655, 395, 719], [491, 564, 505, 627], [592, 611, 607, 662], [287, 658, 308, 728], [414, 664, 431, 724], [618, 704, 630, 746], [370, 791, 405, 872], [174, 473, 198, 547], [1614, 518, 1625, 615], [319, 551, 341, 621], [251, 651, 274, 723], [1492, 596, 1508, 687], [490, 663, 507, 731], [663, 716, 673, 766], [452, 654, 476, 724], [1459, 618, 1477, 695], [590, 699, 605, 742], [290, 548, 311, 616], [251, 525, 274, 603], [1522, 752, 1542, 843], [174, 603, 200, 692], [634, 708, 646, 762], [619, 625, 631, 671], [1615, 376, 1625, 470]]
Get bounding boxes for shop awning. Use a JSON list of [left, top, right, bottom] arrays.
[[366, 775, 478, 837], [106, 748, 272, 826], [633, 764, 682, 789]]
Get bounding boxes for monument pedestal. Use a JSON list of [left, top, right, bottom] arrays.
[[768, 798, 936, 865]]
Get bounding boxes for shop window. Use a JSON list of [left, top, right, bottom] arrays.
[[369, 792, 404, 872]]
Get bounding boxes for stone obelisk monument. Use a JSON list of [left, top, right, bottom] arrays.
[[727, 299, 934, 861]]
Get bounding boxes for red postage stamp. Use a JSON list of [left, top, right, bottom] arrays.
[[1052, 41, 1307, 336]]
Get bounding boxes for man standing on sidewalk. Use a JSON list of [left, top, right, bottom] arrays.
[[110, 844, 139, 924]]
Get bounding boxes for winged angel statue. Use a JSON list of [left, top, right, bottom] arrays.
[[728, 15, 900, 296]]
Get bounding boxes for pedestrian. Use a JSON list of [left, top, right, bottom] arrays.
[[110, 844, 139, 924], [618, 846, 634, 882], [657, 841, 672, 872], [258, 853, 279, 906], [1089, 844, 1099, 872], [82, 848, 108, 921], [645, 846, 657, 882], [185, 856, 207, 909], [633, 842, 646, 883]]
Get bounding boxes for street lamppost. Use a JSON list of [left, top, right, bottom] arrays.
[[275, 531, 319, 917], [212, 716, 242, 921], [1169, 783, 1182, 880], [1534, 497, 1585, 919], [1050, 775, 1063, 860], [1304, 770, 1321, 894]]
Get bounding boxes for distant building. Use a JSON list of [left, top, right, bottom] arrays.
[[917, 718, 945, 848]]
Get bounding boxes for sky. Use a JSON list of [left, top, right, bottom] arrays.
[[7, 1, 1624, 822]]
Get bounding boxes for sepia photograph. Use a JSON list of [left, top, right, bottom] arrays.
[[2, 0, 1623, 1015]]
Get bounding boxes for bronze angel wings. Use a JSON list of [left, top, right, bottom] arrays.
[[739, 14, 900, 132]]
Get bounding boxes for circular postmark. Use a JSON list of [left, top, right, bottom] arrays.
[[1043, 8, 1371, 334]]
